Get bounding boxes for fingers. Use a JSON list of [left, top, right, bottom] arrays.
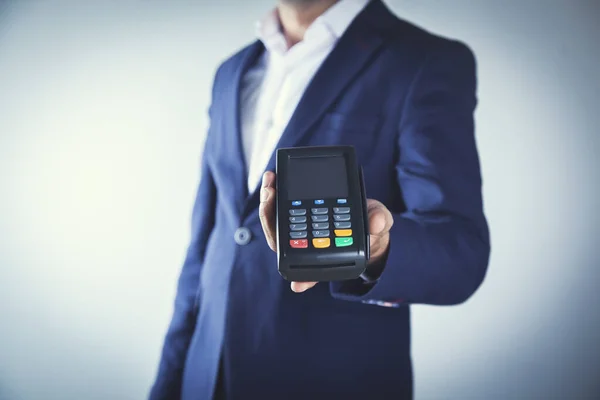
[[291, 281, 317, 293], [260, 192, 391, 290], [259, 171, 277, 252], [367, 199, 394, 236], [367, 199, 394, 259]]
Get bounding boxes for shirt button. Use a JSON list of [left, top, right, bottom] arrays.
[[234, 227, 252, 246]]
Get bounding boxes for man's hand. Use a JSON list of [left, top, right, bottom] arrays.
[[258, 171, 394, 293]]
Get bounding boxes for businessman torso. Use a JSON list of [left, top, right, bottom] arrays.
[[150, 1, 489, 399]]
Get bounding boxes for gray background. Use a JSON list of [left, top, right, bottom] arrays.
[[1, 0, 599, 399]]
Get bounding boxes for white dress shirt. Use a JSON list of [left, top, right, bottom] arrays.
[[240, 0, 371, 193]]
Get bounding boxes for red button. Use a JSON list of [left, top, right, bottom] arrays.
[[289, 239, 308, 248]]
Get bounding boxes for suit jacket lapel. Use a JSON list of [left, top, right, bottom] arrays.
[[242, 0, 392, 217], [223, 40, 264, 213]]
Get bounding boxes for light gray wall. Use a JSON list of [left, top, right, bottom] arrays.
[[0, 1, 598, 399]]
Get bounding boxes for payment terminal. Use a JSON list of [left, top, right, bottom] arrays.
[[275, 146, 370, 282]]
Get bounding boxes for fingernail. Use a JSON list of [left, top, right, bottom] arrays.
[[260, 188, 269, 202], [291, 282, 303, 293]]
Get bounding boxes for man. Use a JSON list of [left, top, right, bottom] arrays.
[[149, 0, 490, 399]]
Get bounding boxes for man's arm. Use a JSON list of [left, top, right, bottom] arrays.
[[330, 40, 490, 305], [149, 100, 218, 400], [258, 40, 489, 305]]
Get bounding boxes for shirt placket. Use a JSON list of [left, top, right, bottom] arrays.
[[247, 54, 288, 191]]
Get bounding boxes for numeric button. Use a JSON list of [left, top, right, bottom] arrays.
[[333, 214, 350, 221], [311, 215, 328, 222], [312, 222, 329, 230], [312, 230, 330, 238], [289, 209, 307, 216], [334, 221, 351, 229], [290, 224, 307, 231], [289, 216, 307, 223], [311, 208, 328, 215], [333, 207, 350, 214]]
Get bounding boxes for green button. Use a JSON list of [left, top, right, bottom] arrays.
[[335, 237, 353, 247]]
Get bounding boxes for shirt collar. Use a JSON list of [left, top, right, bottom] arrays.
[[255, 0, 371, 53], [317, 0, 371, 38]]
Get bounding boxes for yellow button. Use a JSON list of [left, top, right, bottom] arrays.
[[334, 229, 352, 237], [312, 238, 331, 248]]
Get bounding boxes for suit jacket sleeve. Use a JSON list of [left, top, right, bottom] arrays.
[[330, 41, 490, 306], [149, 77, 219, 400]]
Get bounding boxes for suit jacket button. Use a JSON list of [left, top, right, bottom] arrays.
[[234, 227, 252, 245]]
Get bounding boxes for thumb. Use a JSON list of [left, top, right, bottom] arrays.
[[367, 199, 394, 236]]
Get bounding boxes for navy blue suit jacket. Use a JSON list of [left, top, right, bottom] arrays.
[[150, 1, 490, 399]]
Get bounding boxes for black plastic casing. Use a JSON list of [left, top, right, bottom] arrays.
[[275, 146, 370, 282]]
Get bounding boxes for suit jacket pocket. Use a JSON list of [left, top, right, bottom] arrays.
[[312, 112, 381, 166]]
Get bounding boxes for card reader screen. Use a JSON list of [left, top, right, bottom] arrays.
[[286, 155, 349, 200]]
